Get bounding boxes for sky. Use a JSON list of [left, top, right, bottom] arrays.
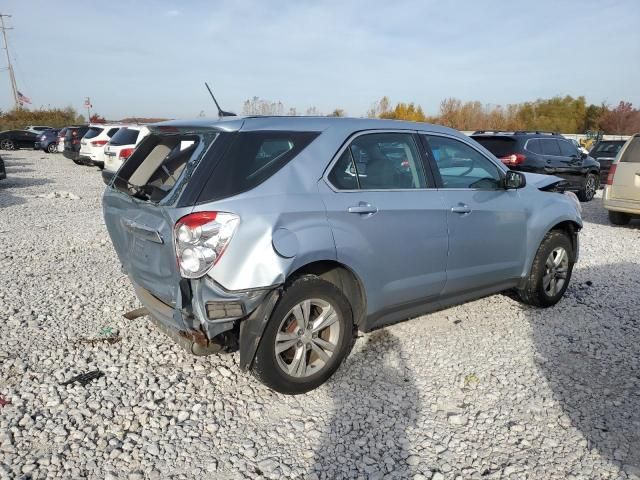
[[1, 0, 639, 119]]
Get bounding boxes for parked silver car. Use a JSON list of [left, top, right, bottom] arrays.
[[103, 117, 582, 394]]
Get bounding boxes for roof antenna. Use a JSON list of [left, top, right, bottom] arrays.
[[204, 82, 236, 118]]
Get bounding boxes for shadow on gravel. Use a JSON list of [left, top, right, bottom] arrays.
[[309, 330, 421, 479], [0, 176, 53, 209], [527, 262, 640, 469]]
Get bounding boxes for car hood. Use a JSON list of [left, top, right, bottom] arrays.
[[521, 172, 565, 189]]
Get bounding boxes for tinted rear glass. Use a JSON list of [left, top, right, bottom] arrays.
[[83, 127, 104, 140], [201, 131, 319, 202], [591, 141, 625, 157], [110, 127, 140, 146], [472, 137, 517, 157], [620, 137, 640, 163]]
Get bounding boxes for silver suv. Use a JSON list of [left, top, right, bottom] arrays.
[[103, 117, 582, 394]]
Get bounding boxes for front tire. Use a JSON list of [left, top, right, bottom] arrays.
[[577, 173, 598, 202], [608, 210, 631, 226], [518, 231, 574, 308], [252, 276, 354, 394]]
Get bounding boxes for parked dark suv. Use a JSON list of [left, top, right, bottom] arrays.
[[471, 131, 600, 201], [62, 126, 89, 164]]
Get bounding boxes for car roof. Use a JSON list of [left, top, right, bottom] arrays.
[[150, 115, 461, 136]]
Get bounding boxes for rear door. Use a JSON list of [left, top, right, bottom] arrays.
[[102, 129, 218, 305], [320, 131, 448, 324], [610, 135, 640, 202]]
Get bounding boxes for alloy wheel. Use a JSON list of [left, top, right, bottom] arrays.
[[274, 298, 341, 378], [47, 143, 57, 153], [0, 139, 14, 150], [543, 247, 569, 296]]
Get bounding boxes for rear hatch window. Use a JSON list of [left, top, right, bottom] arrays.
[[199, 131, 319, 202], [83, 127, 104, 140], [110, 127, 140, 146], [592, 141, 626, 158], [111, 128, 218, 203], [472, 137, 518, 157]]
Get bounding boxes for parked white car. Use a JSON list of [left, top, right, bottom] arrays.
[[102, 125, 150, 182], [78, 124, 123, 168], [603, 133, 640, 225]]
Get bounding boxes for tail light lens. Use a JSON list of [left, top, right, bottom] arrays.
[[91, 140, 108, 147], [499, 153, 526, 166], [174, 212, 240, 278], [119, 147, 134, 160], [607, 164, 617, 185]]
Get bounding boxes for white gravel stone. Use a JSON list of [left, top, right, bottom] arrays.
[[1, 150, 638, 479]]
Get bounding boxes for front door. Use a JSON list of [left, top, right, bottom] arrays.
[[420, 134, 528, 296], [320, 131, 448, 323]]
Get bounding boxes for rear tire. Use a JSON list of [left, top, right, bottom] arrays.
[[47, 143, 57, 153], [0, 139, 14, 150], [577, 173, 598, 202], [608, 210, 631, 226], [518, 231, 574, 308], [251, 276, 354, 394]]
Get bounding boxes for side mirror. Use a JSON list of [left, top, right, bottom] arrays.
[[505, 170, 526, 189]]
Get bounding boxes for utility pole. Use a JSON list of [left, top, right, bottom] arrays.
[[0, 14, 19, 109]]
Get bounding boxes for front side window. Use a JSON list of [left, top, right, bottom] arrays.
[[559, 140, 577, 156], [331, 133, 426, 190], [425, 135, 502, 190]]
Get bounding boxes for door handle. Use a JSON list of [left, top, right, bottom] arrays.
[[451, 204, 472, 214], [348, 204, 378, 214]]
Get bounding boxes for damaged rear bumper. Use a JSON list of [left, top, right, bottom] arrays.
[[130, 277, 278, 365]]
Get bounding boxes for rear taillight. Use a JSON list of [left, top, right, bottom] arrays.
[[174, 212, 240, 278], [91, 140, 108, 147], [499, 153, 526, 166], [119, 147, 134, 160], [607, 164, 617, 185]]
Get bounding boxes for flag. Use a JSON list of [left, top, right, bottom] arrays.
[[17, 91, 31, 105]]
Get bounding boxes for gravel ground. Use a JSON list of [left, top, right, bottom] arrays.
[[0, 149, 639, 480]]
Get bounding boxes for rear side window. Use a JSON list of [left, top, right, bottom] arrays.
[[472, 137, 518, 157], [620, 137, 640, 163], [110, 127, 140, 146], [540, 139, 561, 156], [84, 127, 104, 140], [526, 139, 542, 154], [107, 128, 120, 138], [202, 131, 319, 201]]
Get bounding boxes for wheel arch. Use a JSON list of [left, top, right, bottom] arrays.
[[286, 260, 367, 330]]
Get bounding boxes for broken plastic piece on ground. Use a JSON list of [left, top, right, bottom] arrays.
[[0, 396, 11, 408], [100, 327, 115, 336], [60, 370, 105, 386], [123, 307, 148, 320]]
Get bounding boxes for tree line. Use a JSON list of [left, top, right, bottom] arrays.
[[2, 95, 638, 134], [243, 95, 640, 134]]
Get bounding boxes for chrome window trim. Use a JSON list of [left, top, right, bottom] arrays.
[[323, 129, 436, 193]]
